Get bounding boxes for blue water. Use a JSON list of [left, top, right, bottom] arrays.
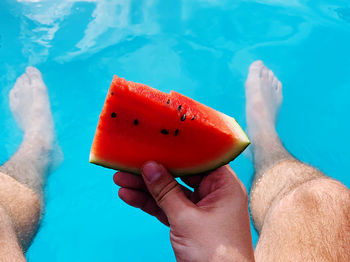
[[1, 0, 350, 261]]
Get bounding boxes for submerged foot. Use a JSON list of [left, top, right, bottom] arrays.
[[245, 60, 283, 140], [10, 67, 53, 138], [9, 67, 63, 172]]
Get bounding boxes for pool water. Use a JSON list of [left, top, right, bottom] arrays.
[[1, 0, 350, 261]]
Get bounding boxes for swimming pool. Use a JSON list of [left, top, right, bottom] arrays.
[[1, 0, 350, 261]]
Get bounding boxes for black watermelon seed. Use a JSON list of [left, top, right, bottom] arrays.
[[178, 105, 182, 111], [111, 92, 114, 95], [181, 114, 186, 121], [174, 129, 179, 136], [191, 115, 197, 120], [161, 129, 169, 135], [111, 112, 117, 118], [167, 99, 170, 104], [133, 119, 139, 125]]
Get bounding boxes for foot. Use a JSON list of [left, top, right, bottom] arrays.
[[10, 67, 54, 138], [245, 61, 283, 140], [9, 67, 63, 170]]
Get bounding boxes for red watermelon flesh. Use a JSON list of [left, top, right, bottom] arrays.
[[90, 76, 250, 176]]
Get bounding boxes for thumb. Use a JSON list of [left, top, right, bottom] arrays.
[[141, 161, 194, 221]]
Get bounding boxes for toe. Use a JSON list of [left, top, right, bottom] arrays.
[[250, 60, 263, 68], [272, 77, 278, 89], [276, 81, 283, 103], [268, 70, 274, 81], [26, 66, 41, 76], [26, 66, 43, 83], [277, 81, 282, 91], [9, 87, 20, 113], [249, 60, 264, 75], [10, 72, 29, 106], [14, 73, 30, 88], [246, 61, 264, 88], [9, 88, 17, 105], [26, 67, 47, 92], [261, 66, 269, 79]]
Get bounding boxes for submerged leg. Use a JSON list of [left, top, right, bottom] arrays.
[[246, 61, 350, 261], [0, 67, 62, 251]]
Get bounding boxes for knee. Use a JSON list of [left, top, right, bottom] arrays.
[[257, 177, 350, 232], [250, 160, 326, 231], [290, 178, 350, 213], [267, 178, 350, 230], [262, 178, 350, 258], [289, 178, 350, 218]]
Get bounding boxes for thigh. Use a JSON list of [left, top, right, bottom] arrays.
[[0, 172, 40, 250], [0, 204, 26, 262], [255, 178, 350, 262], [250, 159, 323, 231]]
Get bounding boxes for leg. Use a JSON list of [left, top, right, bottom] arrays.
[[0, 67, 62, 252], [245, 61, 322, 230], [0, 205, 26, 262], [246, 61, 350, 261]]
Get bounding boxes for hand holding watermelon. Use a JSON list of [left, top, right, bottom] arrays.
[[114, 162, 255, 262]]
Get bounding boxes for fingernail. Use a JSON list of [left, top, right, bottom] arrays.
[[142, 162, 162, 183]]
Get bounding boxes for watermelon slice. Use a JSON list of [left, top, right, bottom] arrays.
[[90, 76, 250, 176]]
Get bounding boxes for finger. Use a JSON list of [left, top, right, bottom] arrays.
[[177, 183, 200, 203], [114, 172, 147, 191], [141, 162, 196, 221], [221, 165, 246, 193], [114, 171, 192, 198], [180, 175, 203, 189], [179, 184, 193, 199], [118, 188, 169, 226], [196, 165, 246, 207]]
